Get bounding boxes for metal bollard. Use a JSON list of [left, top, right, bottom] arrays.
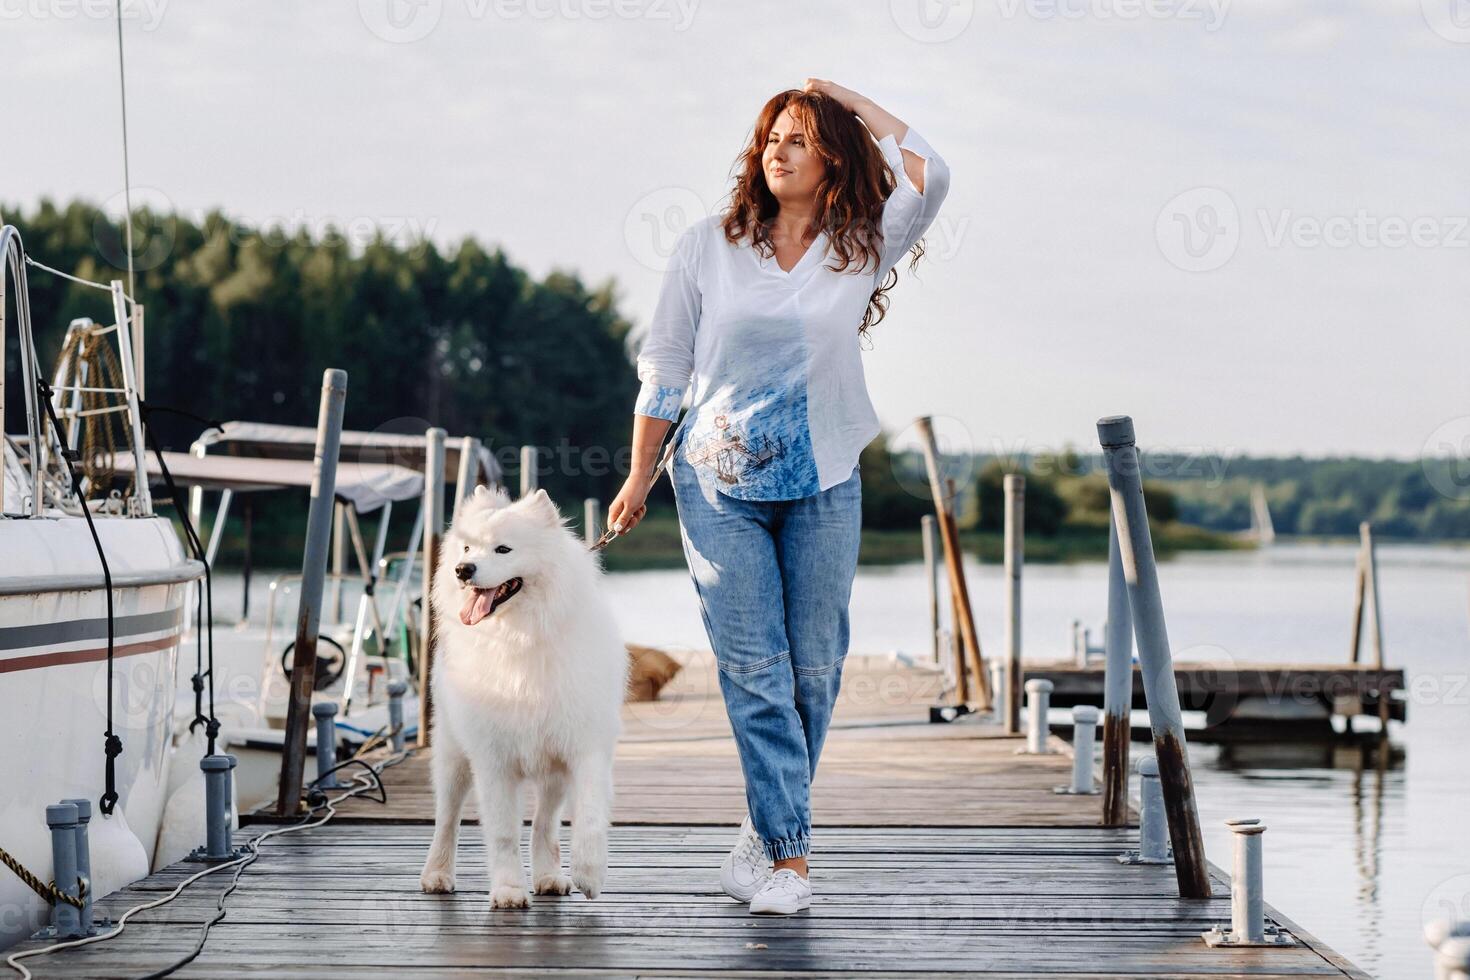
[[314, 702, 340, 788], [1118, 756, 1173, 865], [989, 661, 1005, 711], [1203, 819, 1294, 946], [190, 754, 243, 862], [1055, 705, 1100, 794], [1020, 679, 1053, 754], [388, 679, 408, 753], [36, 803, 83, 939], [1427, 922, 1470, 980], [59, 798, 105, 933]]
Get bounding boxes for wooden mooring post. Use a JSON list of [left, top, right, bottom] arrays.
[[915, 416, 991, 709], [418, 427, 446, 749], [275, 368, 347, 816], [1101, 511, 1133, 827], [1098, 415, 1210, 899]]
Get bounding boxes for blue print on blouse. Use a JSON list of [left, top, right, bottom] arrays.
[[682, 382, 820, 501], [635, 382, 684, 422]]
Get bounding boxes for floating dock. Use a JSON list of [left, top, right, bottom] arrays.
[[9, 655, 1369, 978]]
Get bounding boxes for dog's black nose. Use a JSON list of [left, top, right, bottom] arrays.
[[455, 562, 476, 582]]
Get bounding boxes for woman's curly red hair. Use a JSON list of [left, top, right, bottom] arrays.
[[720, 89, 926, 338]]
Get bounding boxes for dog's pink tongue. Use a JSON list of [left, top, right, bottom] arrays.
[[459, 589, 492, 626]]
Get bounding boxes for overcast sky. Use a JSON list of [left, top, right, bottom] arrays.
[[4, 0, 1467, 461]]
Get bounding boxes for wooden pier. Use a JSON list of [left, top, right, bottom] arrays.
[[10, 654, 1369, 978], [1027, 660, 1406, 739]]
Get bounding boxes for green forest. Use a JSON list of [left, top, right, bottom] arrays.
[[5, 201, 1464, 569]]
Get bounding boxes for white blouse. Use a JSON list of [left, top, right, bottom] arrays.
[[634, 126, 951, 501]]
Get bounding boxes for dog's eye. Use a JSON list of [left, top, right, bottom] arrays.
[[494, 545, 512, 554], [462, 544, 469, 553]]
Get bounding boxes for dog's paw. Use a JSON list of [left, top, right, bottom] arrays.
[[572, 863, 605, 900], [533, 873, 574, 896], [489, 884, 531, 910], [420, 867, 456, 894]]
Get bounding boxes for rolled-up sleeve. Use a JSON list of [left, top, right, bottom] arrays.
[[875, 127, 951, 281], [634, 221, 704, 421]]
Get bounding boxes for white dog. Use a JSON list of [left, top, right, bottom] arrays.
[[419, 485, 628, 909]]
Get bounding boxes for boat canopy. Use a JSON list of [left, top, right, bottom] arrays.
[[112, 451, 424, 513], [193, 421, 501, 486]]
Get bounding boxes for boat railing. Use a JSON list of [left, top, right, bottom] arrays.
[[0, 223, 153, 518]]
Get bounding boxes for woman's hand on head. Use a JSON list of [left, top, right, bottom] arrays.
[[607, 473, 653, 535], [804, 78, 865, 112]]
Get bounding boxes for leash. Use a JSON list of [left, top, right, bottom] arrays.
[[588, 427, 679, 552]]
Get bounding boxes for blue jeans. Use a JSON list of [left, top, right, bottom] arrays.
[[670, 449, 863, 860]]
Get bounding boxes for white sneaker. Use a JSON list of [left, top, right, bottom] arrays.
[[719, 815, 771, 901], [749, 867, 812, 914]]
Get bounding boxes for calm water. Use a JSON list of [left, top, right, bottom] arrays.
[[216, 542, 1467, 977], [603, 541, 1470, 980]]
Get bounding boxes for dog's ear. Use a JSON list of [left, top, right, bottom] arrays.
[[526, 487, 561, 525]]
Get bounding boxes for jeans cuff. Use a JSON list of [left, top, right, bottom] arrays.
[[765, 834, 810, 861]]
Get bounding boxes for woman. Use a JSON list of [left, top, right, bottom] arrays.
[[608, 78, 950, 914]]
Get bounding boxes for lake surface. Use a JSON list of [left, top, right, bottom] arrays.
[[217, 541, 1467, 977], [603, 541, 1470, 980]]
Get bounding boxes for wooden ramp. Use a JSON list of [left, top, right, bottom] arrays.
[[10, 654, 1367, 978]]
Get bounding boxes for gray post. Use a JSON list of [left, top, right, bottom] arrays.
[[1056, 705, 1099, 794], [58, 798, 98, 933], [275, 368, 347, 816], [44, 803, 83, 939], [388, 679, 408, 753], [452, 435, 476, 521], [921, 514, 940, 666], [519, 444, 537, 498], [1072, 620, 1085, 666], [1118, 755, 1172, 865], [1098, 415, 1211, 900], [191, 754, 240, 861], [1102, 512, 1134, 826], [1203, 819, 1293, 946], [988, 660, 1004, 709], [419, 428, 447, 748], [313, 702, 339, 789], [584, 497, 601, 548], [1021, 679, 1053, 754], [1004, 474, 1024, 734]]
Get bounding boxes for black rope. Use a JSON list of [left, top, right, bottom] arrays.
[[35, 378, 121, 815], [137, 399, 221, 753]]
